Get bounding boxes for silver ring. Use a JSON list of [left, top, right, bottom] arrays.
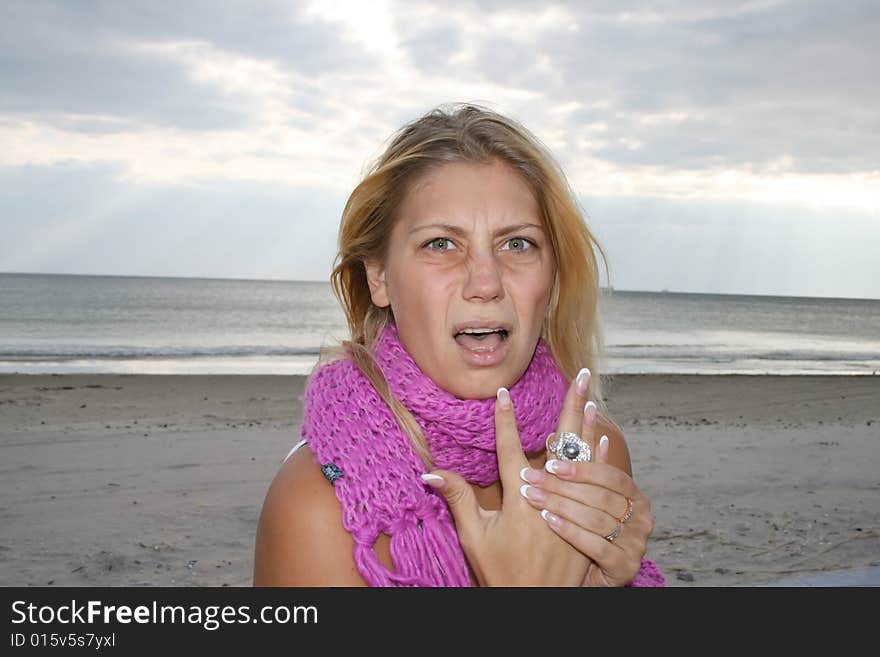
[[546, 431, 592, 463], [604, 522, 622, 542], [619, 498, 634, 525]]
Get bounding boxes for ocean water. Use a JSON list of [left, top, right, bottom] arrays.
[[1, 272, 879, 376]]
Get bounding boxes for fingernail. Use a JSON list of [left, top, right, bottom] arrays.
[[520, 484, 546, 503], [420, 473, 445, 489], [519, 466, 546, 484], [583, 400, 597, 424], [541, 509, 562, 528], [545, 459, 574, 476], [496, 387, 511, 409], [599, 435, 609, 458], [576, 367, 591, 396]]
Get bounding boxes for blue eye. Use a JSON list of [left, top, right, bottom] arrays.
[[422, 236, 536, 253], [423, 237, 456, 252], [503, 237, 535, 252]]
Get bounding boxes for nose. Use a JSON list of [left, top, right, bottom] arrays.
[[462, 250, 504, 302]]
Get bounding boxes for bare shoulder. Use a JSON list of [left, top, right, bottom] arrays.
[[596, 413, 633, 477], [253, 444, 366, 586]]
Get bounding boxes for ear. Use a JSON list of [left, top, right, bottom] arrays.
[[364, 259, 390, 308]]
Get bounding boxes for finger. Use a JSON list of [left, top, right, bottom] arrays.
[[542, 459, 643, 503], [539, 509, 633, 583], [581, 400, 599, 461], [596, 433, 610, 464], [522, 473, 633, 520], [495, 387, 529, 496], [545, 368, 593, 465], [524, 485, 650, 550], [421, 469, 486, 545], [541, 507, 645, 587], [556, 367, 593, 436], [520, 484, 618, 536]]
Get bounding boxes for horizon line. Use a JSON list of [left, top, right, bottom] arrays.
[[1, 270, 878, 303]]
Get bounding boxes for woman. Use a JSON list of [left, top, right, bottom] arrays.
[[253, 103, 663, 586]]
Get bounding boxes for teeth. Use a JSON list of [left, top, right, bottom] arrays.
[[460, 328, 503, 334]]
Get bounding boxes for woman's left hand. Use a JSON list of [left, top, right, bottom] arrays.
[[519, 408, 654, 587]]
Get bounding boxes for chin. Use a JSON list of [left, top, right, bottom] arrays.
[[435, 337, 532, 399], [443, 367, 516, 401]]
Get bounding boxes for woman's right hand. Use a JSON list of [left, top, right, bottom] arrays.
[[422, 383, 591, 586]]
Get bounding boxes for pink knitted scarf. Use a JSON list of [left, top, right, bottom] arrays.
[[299, 321, 664, 587]]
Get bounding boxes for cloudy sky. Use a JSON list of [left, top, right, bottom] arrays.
[[1, 0, 878, 299]]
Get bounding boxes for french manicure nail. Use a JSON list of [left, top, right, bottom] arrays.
[[496, 387, 511, 409], [545, 459, 573, 476], [520, 484, 546, 503], [541, 509, 562, 528], [599, 435, 609, 457], [420, 473, 444, 488], [520, 466, 545, 484], [576, 367, 591, 396], [584, 400, 597, 423]]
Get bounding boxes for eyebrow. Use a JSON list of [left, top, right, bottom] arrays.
[[409, 222, 545, 238]]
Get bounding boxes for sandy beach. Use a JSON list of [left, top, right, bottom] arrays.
[[1, 372, 878, 587]]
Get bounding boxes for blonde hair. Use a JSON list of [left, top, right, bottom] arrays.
[[315, 102, 611, 469]]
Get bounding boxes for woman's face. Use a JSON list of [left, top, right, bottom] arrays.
[[365, 158, 556, 399]]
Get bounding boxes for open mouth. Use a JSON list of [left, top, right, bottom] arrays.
[[453, 328, 510, 351]]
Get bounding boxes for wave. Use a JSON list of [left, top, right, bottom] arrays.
[[607, 346, 880, 363]]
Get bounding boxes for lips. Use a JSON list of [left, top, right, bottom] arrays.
[[451, 319, 513, 369], [453, 326, 511, 366], [453, 330, 508, 351], [451, 320, 513, 337]]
